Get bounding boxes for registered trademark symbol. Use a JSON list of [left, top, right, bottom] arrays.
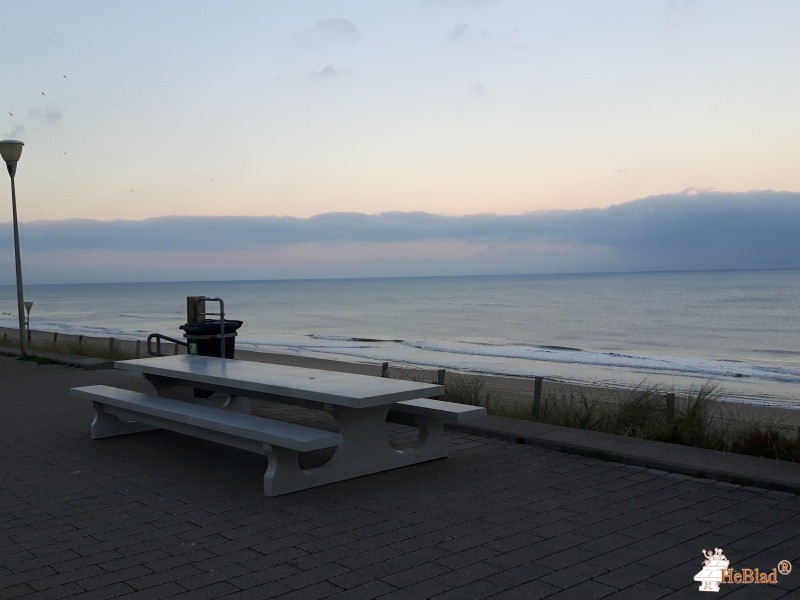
[[778, 560, 792, 575]]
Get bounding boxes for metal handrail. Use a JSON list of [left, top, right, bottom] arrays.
[[147, 333, 188, 357]]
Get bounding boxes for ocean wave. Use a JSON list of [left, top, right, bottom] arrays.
[[6, 311, 800, 385], [401, 340, 800, 384], [117, 313, 173, 320], [309, 333, 405, 343]]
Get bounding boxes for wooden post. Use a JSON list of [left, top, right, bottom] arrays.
[[665, 393, 676, 422], [436, 369, 446, 399], [532, 376, 544, 419], [381, 362, 390, 378], [52, 332, 58, 344]]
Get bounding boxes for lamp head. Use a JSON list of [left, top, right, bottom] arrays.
[[0, 139, 24, 163]]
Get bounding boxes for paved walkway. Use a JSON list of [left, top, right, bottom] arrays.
[[2, 354, 799, 599]]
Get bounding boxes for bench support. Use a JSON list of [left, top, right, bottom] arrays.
[[262, 405, 450, 496], [92, 403, 158, 439]]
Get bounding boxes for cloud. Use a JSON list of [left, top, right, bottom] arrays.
[[307, 64, 353, 80], [28, 104, 63, 123], [313, 18, 361, 43], [447, 23, 470, 41], [5, 191, 799, 283], [471, 82, 489, 98], [3, 124, 25, 138]]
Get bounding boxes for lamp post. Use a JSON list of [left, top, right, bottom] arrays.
[[0, 139, 27, 355]]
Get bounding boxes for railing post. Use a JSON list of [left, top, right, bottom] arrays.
[[665, 392, 676, 421], [437, 369, 446, 399], [532, 376, 544, 419]]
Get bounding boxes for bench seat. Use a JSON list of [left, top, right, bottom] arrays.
[[70, 385, 343, 454], [388, 398, 486, 425]]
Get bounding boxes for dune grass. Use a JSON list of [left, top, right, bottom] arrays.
[[0, 334, 139, 361], [444, 374, 800, 462]]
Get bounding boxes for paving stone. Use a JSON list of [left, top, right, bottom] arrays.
[[380, 562, 452, 588], [326, 579, 398, 599], [544, 579, 618, 599], [539, 562, 608, 589], [601, 581, 673, 599], [492, 579, 562, 599], [0, 584, 36, 600]]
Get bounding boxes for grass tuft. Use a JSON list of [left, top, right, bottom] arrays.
[[444, 373, 799, 462]]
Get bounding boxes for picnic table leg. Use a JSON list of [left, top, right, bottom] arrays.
[[407, 415, 448, 456], [258, 405, 453, 495], [143, 374, 194, 400], [325, 405, 449, 472], [144, 374, 250, 411]]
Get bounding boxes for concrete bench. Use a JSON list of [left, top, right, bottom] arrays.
[[70, 385, 343, 495], [390, 398, 486, 422], [385, 398, 486, 459]]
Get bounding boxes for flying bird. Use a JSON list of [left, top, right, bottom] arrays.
[[63, 74, 67, 78], [42, 91, 45, 96], [8, 112, 13, 116]]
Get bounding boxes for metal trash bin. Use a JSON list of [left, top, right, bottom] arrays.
[[180, 296, 242, 398], [180, 319, 243, 358]]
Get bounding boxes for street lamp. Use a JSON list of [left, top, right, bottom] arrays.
[[0, 139, 27, 355]]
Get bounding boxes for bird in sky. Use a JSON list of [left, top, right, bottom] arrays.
[[8, 112, 13, 116], [42, 91, 45, 96]]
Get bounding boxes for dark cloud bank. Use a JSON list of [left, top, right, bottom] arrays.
[[5, 191, 800, 282]]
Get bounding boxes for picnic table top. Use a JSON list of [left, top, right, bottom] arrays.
[[115, 354, 445, 409]]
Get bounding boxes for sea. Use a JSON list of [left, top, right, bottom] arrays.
[[1, 270, 799, 408]]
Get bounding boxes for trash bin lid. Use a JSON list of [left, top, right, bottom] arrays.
[[180, 319, 243, 334]]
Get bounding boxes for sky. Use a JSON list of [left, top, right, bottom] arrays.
[[1, 1, 799, 283]]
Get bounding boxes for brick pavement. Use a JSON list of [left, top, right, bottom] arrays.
[[2, 355, 799, 599]]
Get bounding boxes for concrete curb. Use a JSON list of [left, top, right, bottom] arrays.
[[449, 415, 800, 494]]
